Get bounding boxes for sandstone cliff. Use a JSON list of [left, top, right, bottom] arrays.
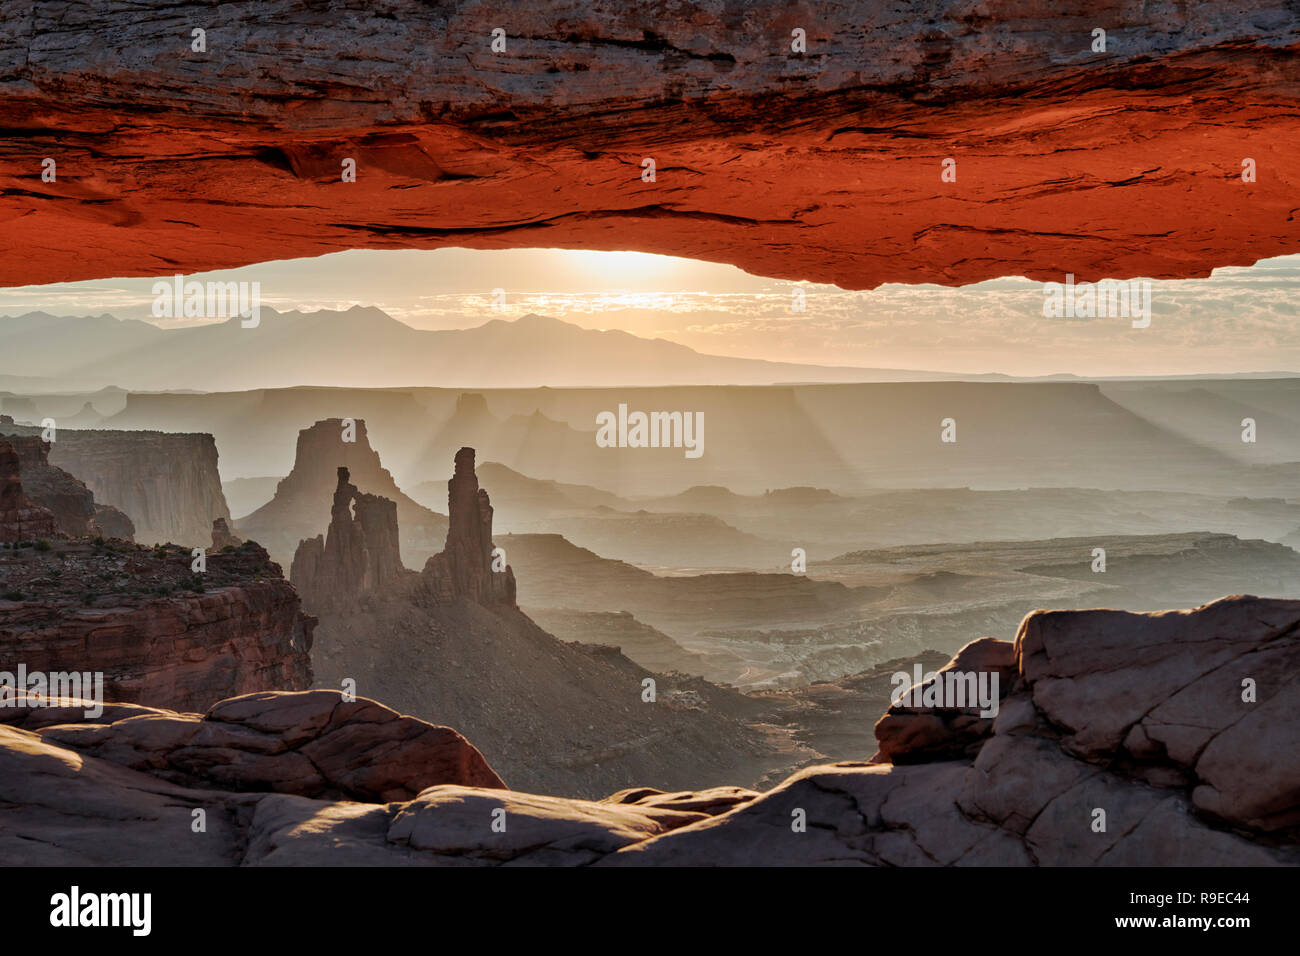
[[3, 595, 1295, 865], [2, 435, 134, 540], [0, 538, 313, 713], [47, 430, 230, 546], [0, 440, 55, 542], [0, 422, 230, 546], [0, 3, 1297, 289], [238, 418, 447, 569]]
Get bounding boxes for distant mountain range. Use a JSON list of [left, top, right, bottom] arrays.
[[0, 307, 1008, 391]]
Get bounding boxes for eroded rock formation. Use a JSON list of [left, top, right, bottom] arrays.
[[0, 539, 313, 713], [211, 516, 243, 549], [872, 637, 1017, 763], [3, 596, 1295, 865], [291, 467, 403, 609], [1, 2, 1297, 288], [0, 689, 504, 800], [2, 435, 134, 540], [0, 440, 55, 542], [423, 447, 516, 607], [238, 418, 446, 569]]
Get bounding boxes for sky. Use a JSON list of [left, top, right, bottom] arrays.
[[1, 248, 1298, 378]]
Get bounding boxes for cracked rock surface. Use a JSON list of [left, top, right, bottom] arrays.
[[2, 595, 1296, 865], [1, 1, 1297, 287]]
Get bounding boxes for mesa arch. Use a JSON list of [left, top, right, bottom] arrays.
[[1, 0, 1298, 289]]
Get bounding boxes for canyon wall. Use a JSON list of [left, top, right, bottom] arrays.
[[0, 540, 313, 713], [3, 435, 134, 539], [45, 430, 230, 547], [0, 440, 54, 542]]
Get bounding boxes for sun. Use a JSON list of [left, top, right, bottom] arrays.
[[564, 250, 693, 285]]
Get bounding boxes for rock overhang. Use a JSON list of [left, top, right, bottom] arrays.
[[0, 1, 1297, 288]]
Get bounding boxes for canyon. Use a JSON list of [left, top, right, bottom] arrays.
[[294, 446, 787, 797], [2, 411, 1297, 864]]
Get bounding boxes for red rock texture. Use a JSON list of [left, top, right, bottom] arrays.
[[423, 448, 517, 607], [0, 541, 313, 713], [872, 637, 1017, 763], [0, 440, 55, 542], [0, 689, 505, 799], [1, 2, 1297, 288]]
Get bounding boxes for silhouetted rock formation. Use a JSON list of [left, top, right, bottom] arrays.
[[239, 418, 446, 568], [211, 517, 243, 550], [0, 440, 55, 542], [2, 435, 134, 540], [422, 447, 515, 607], [0, 539, 313, 713], [291, 467, 403, 609]]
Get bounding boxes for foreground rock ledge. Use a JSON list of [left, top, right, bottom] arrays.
[[2, 595, 1296, 865], [1, 2, 1298, 287]]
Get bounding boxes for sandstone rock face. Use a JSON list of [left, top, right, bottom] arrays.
[[238, 418, 446, 569], [0, 689, 504, 799], [36, 429, 230, 546], [0, 3, 1297, 289], [422, 447, 516, 607], [5, 593, 1297, 866], [2, 435, 134, 540], [211, 517, 243, 550], [608, 596, 1300, 865], [0, 540, 313, 713], [291, 466, 404, 610], [0, 440, 55, 542], [872, 637, 1017, 764]]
